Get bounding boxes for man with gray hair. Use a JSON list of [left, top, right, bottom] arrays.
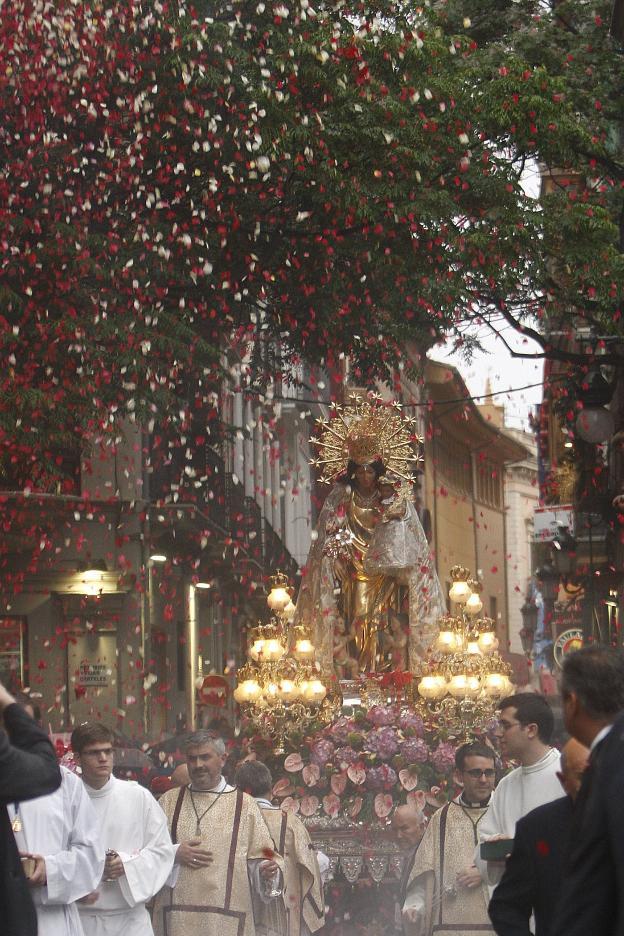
[[153, 731, 282, 936]]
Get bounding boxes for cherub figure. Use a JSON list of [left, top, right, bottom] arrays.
[[333, 616, 359, 680], [382, 611, 409, 671]]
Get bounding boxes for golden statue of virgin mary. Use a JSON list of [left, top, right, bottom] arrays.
[[294, 393, 445, 676]]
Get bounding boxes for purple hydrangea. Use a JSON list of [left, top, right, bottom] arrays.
[[365, 764, 398, 790], [431, 741, 456, 774], [310, 738, 335, 767], [366, 705, 396, 727], [366, 727, 399, 760], [334, 746, 360, 768], [398, 711, 425, 736], [399, 738, 429, 764], [329, 717, 354, 743]]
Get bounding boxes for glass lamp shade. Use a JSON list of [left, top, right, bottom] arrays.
[[249, 639, 266, 661], [449, 580, 471, 604], [436, 630, 459, 653], [447, 674, 470, 698], [293, 637, 315, 660], [283, 599, 297, 623], [278, 679, 301, 702], [465, 675, 481, 698], [466, 640, 481, 655], [483, 673, 509, 697], [465, 592, 484, 615], [575, 407, 615, 444], [262, 638, 287, 662], [478, 632, 498, 653], [418, 675, 448, 700], [233, 679, 262, 704], [267, 586, 292, 612], [300, 679, 327, 703]]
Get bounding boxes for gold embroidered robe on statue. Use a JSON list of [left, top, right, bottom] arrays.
[[403, 799, 493, 936], [153, 786, 280, 936], [255, 805, 324, 936]]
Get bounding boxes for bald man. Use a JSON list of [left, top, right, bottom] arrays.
[[391, 805, 427, 934], [489, 738, 590, 936]]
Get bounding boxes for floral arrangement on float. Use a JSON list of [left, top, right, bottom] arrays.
[[249, 701, 458, 825]]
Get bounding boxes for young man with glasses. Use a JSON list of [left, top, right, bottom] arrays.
[[72, 722, 175, 936], [399, 741, 497, 936], [475, 693, 562, 894]]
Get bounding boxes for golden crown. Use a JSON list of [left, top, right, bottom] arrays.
[[310, 392, 423, 484]]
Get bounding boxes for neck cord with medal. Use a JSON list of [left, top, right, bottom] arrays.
[[189, 786, 225, 837], [457, 796, 491, 845], [12, 803, 22, 833]]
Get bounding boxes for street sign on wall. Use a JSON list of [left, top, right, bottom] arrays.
[[533, 505, 574, 542]]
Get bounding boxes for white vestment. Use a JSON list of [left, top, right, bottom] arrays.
[[9, 765, 104, 936], [78, 775, 176, 936], [475, 748, 562, 891]]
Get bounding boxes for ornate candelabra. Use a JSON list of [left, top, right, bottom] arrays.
[[415, 566, 513, 736], [234, 572, 341, 748]]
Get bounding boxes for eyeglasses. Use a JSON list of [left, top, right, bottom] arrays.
[[463, 768, 496, 779], [81, 747, 114, 758], [498, 719, 522, 731]]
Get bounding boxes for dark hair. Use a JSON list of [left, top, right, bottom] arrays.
[[344, 458, 385, 483], [561, 646, 624, 720], [455, 741, 496, 772], [234, 760, 273, 798], [500, 692, 554, 744], [71, 722, 113, 754]]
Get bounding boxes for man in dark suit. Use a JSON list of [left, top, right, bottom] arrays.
[[488, 737, 589, 936], [0, 678, 62, 936], [550, 645, 624, 936]]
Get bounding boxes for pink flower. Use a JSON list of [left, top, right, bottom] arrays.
[[300, 796, 320, 817], [398, 768, 419, 791], [347, 764, 366, 785], [374, 793, 394, 818], [323, 793, 341, 817], [272, 778, 295, 798], [284, 753, 304, 772], [281, 797, 300, 814], [302, 763, 321, 786], [330, 772, 348, 795], [407, 790, 427, 811], [348, 796, 364, 818]]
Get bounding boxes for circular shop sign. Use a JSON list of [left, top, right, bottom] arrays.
[[553, 628, 584, 669]]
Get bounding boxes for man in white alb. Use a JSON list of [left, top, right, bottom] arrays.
[[475, 692, 562, 893], [8, 693, 103, 936], [72, 722, 176, 936], [9, 760, 104, 936]]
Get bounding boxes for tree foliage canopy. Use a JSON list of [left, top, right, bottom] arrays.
[[1, 0, 622, 475]]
